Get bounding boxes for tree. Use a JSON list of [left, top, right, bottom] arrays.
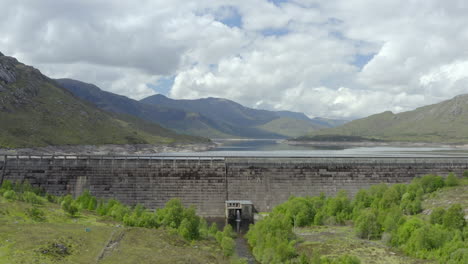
[[443, 204, 466, 230], [355, 209, 381, 240]]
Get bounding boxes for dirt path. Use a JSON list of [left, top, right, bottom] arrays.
[[96, 229, 126, 263]]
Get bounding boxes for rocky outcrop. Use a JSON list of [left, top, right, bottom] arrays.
[[0, 58, 17, 84]]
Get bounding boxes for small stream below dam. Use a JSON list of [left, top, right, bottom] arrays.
[[206, 217, 257, 264]]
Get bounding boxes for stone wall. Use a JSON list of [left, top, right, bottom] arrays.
[[225, 157, 468, 212], [2, 156, 467, 216], [2, 156, 227, 216]]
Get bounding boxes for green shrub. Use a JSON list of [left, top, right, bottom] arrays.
[[209, 222, 218, 236], [379, 187, 401, 209], [22, 191, 43, 204], [26, 206, 46, 222], [1, 180, 13, 190], [463, 171, 468, 178], [382, 206, 404, 234], [61, 195, 79, 217], [221, 236, 235, 256], [430, 208, 446, 225], [3, 190, 16, 200], [415, 175, 445, 193], [355, 209, 381, 239], [87, 196, 97, 210], [46, 193, 58, 203], [445, 173, 459, 187], [198, 218, 209, 239], [443, 204, 466, 230], [394, 217, 424, 245], [403, 224, 451, 255], [157, 199, 184, 228], [246, 213, 296, 263]]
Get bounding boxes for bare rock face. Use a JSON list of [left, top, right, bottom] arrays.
[[0, 60, 17, 84]]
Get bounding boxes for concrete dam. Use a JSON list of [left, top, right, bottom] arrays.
[[1, 155, 467, 217]]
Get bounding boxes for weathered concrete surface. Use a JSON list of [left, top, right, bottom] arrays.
[[3, 156, 467, 216]]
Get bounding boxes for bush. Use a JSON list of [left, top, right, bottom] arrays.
[[3, 190, 16, 200], [22, 191, 43, 204], [246, 213, 296, 263], [26, 206, 46, 222], [61, 195, 79, 217], [209, 222, 218, 236], [221, 236, 235, 256], [415, 175, 445, 194], [46, 193, 58, 203], [355, 209, 381, 240], [430, 208, 446, 225], [445, 173, 459, 187], [463, 171, 468, 178], [157, 199, 185, 228], [443, 204, 466, 230], [1, 180, 13, 190], [404, 224, 451, 254], [394, 217, 424, 245]]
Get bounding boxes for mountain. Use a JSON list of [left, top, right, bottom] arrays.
[[0, 53, 205, 148], [57, 79, 346, 139], [56, 79, 234, 138], [297, 94, 468, 143], [141, 94, 343, 138]]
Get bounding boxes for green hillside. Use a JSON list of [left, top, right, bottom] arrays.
[[0, 184, 233, 264], [299, 94, 468, 143], [0, 53, 205, 148]]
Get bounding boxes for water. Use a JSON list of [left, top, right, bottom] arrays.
[[162, 139, 468, 157]]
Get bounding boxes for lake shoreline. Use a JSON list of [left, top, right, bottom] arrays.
[[286, 140, 468, 149], [0, 143, 217, 156]]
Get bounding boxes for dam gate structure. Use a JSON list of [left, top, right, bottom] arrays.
[[1, 155, 467, 217]]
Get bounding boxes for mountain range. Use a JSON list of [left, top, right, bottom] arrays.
[[298, 94, 468, 143], [0, 52, 206, 148], [57, 79, 346, 139]]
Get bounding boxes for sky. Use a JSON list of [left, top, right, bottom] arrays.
[[1, 0, 468, 119]]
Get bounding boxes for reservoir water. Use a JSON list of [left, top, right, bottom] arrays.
[[162, 139, 468, 157]]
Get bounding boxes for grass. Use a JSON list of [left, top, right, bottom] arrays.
[[0, 197, 228, 264], [295, 226, 433, 264]]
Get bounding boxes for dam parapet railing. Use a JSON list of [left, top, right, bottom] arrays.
[[2, 155, 468, 164]]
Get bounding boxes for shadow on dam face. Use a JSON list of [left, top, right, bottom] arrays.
[[2, 155, 468, 217]]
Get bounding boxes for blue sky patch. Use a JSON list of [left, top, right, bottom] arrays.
[[217, 6, 242, 28], [353, 53, 376, 69], [147, 76, 175, 96], [268, 0, 288, 6], [261, 27, 290, 37]]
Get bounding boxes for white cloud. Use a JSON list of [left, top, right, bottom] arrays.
[[1, 0, 468, 118]]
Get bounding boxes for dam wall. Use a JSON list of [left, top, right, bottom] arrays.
[[2, 155, 467, 216]]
